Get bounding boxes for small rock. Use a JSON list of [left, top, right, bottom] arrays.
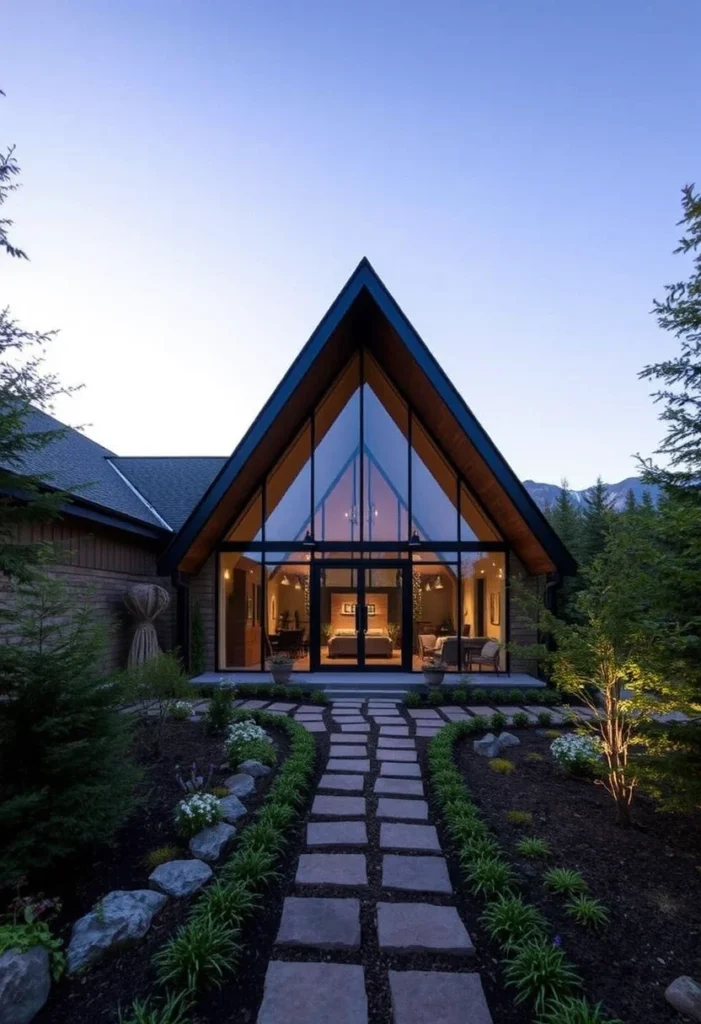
[[219, 794, 247, 823], [665, 976, 701, 1021], [189, 822, 237, 862], [149, 859, 212, 898], [473, 733, 501, 758], [67, 890, 167, 974], [0, 946, 50, 1024], [240, 759, 272, 778], [224, 773, 256, 797], [497, 732, 520, 750]]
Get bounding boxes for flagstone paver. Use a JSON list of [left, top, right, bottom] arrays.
[[380, 761, 421, 777], [296, 705, 322, 714], [307, 821, 368, 847], [276, 897, 361, 950], [416, 727, 444, 738], [333, 733, 372, 744], [340, 723, 371, 732], [377, 902, 474, 956], [465, 706, 495, 717], [524, 706, 565, 723], [327, 758, 370, 773], [267, 702, 297, 712], [407, 709, 441, 719], [379, 726, 409, 736], [330, 745, 368, 758], [318, 773, 365, 792], [388, 970, 492, 1024], [312, 795, 366, 817], [374, 778, 425, 797], [500, 706, 537, 722], [380, 823, 441, 852], [377, 798, 429, 821], [296, 853, 368, 888], [241, 699, 269, 708], [382, 855, 453, 894], [373, 716, 406, 725], [258, 961, 368, 1024], [300, 721, 327, 732], [378, 737, 416, 749], [376, 748, 417, 762]]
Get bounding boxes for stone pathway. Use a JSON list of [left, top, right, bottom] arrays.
[[256, 699, 494, 1024]]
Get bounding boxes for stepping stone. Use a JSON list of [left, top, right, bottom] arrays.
[[439, 706, 468, 716], [333, 733, 371, 744], [500, 706, 537, 722], [440, 711, 469, 722], [307, 821, 368, 847], [327, 758, 370, 773], [380, 761, 421, 778], [276, 897, 360, 950], [378, 737, 416, 749], [295, 713, 324, 721], [340, 724, 370, 733], [416, 727, 444, 738], [389, 970, 491, 1024], [376, 749, 416, 762], [379, 726, 409, 736], [300, 721, 326, 732], [524, 706, 565, 723], [368, 709, 402, 716], [267, 702, 296, 712], [374, 778, 424, 797], [297, 705, 322, 714], [407, 709, 441, 719], [373, 716, 406, 725], [296, 853, 368, 888], [330, 745, 367, 758], [377, 798, 429, 821], [318, 773, 364, 792], [382, 854, 453, 894], [258, 961, 368, 1024], [465, 706, 495, 717], [241, 699, 269, 708], [332, 718, 366, 725], [312, 795, 366, 817], [377, 902, 474, 955], [380, 824, 441, 852]]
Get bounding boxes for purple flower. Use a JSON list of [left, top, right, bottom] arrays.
[[553, 935, 562, 947]]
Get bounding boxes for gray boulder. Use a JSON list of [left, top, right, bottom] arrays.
[[665, 976, 701, 1021], [66, 889, 167, 974], [149, 859, 213, 897], [189, 822, 237, 863], [239, 759, 272, 778], [224, 773, 256, 797], [497, 731, 521, 750], [473, 733, 501, 758], [0, 946, 50, 1024], [219, 794, 247, 823]]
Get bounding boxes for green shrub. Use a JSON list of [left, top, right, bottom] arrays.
[[506, 810, 534, 827], [0, 578, 140, 879], [427, 687, 444, 706], [515, 836, 551, 858], [465, 855, 516, 897], [286, 686, 304, 701], [190, 601, 206, 677], [220, 848, 279, 889], [505, 939, 580, 1015], [543, 868, 588, 895], [192, 880, 258, 930], [565, 895, 610, 930], [541, 690, 561, 706], [404, 691, 422, 708], [467, 714, 490, 732], [154, 911, 238, 990], [480, 895, 547, 951], [118, 992, 193, 1024], [527, 690, 544, 704], [175, 794, 221, 839], [538, 711, 554, 727], [490, 689, 509, 705], [226, 721, 276, 768], [453, 687, 468, 703], [145, 845, 183, 870], [489, 757, 515, 775], [508, 688, 525, 702], [0, 920, 64, 980], [540, 996, 623, 1024], [471, 687, 487, 702], [512, 711, 530, 729], [491, 711, 507, 732], [310, 690, 328, 706], [205, 687, 236, 734], [168, 700, 194, 722]]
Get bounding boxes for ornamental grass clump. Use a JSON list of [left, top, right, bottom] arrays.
[[505, 938, 581, 1015], [550, 734, 602, 777], [465, 854, 516, 898], [489, 757, 515, 775], [543, 867, 588, 895], [480, 894, 547, 951], [118, 991, 193, 1024], [540, 995, 623, 1024], [154, 910, 239, 990], [175, 793, 221, 839], [516, 836, 550, 858], [506, 810, 534, 827], [144, 845, 183, 870], [565, 895, 610, 930]]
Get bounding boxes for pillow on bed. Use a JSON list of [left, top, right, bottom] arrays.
[[333, 628, 357, 637], [365, 628, 388, 637]]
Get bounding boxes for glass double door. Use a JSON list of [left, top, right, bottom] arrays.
[[311, 560, 410, 671]]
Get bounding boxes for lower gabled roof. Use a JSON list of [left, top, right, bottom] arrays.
[[159, 259, 575, 577]]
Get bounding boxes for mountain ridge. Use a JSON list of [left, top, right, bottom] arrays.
[[523, 476, 659, 512]]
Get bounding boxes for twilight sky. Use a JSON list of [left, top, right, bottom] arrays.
[[2, 0, 700, 490]]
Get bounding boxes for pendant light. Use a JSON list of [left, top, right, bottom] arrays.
[[294, 576, 302, 590], [281, 574, 290, 586], [434, 575, 444, 590]]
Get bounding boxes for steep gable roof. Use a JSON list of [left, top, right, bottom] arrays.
[[110, 457, 227, 530], [160, 259, 575, 576]]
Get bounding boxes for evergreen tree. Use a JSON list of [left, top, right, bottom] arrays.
[[580, 477, 616, 565], [0, 579, 139, 881], [547, 479, 582, 618], [623, 489, 637, 516]]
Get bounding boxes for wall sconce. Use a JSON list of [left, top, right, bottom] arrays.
[[223, 569, 230, 581], [294, 577, 302, 590], [425, 580, 432, 592], [434, 575, 444, 590], [281, 574, 290, 586]]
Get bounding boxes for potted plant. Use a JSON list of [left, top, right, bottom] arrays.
[[422, 657, 447, 687], [268, 654, 294, 685]]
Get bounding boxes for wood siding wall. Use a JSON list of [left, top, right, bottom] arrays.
[[190, 554, 216, 672], [3, 519, 175, 675]]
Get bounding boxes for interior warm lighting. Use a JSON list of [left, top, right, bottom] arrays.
[[425, 580, 432, 592], [409, 530, 421, 546], [434, 575, 444, 590], [294, 577, 302, 590], [281, 574, 290, 586], [223, 569, 230, 580]]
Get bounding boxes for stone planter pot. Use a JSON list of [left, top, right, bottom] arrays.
[[270, 665, 293, 685], [423, 669, 445, 687]]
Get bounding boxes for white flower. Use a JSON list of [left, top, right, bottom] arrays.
[[226, 720, 267, 744], [550, 733, 601, 767]]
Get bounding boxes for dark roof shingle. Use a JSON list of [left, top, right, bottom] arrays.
[[110, 457, 227, 530]]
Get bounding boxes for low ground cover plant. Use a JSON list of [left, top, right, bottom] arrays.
[[168, 701, 194, 722], [480, 895, 547, 951], [565, 895, 610, 930], [175, 793, 221, 839], [145, 845, 183, 870], [506, 810, 533, 826], [225, 720, 276, 768], [512, 711, 531, 728], [505, 938, 581, 1016], [550, 734, 602, 777], [543, 867, 588, 895], [515, 836, 550, 858], [0, 890, 65, 979], [540, 995, 623, 1024], [489, 757, 515, 775]]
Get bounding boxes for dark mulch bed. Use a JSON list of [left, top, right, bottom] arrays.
[[455, 729, 701, 1024], [33, 716, 290, 1024]]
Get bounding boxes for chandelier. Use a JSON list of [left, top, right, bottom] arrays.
[[343, 504, 379, 525]]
